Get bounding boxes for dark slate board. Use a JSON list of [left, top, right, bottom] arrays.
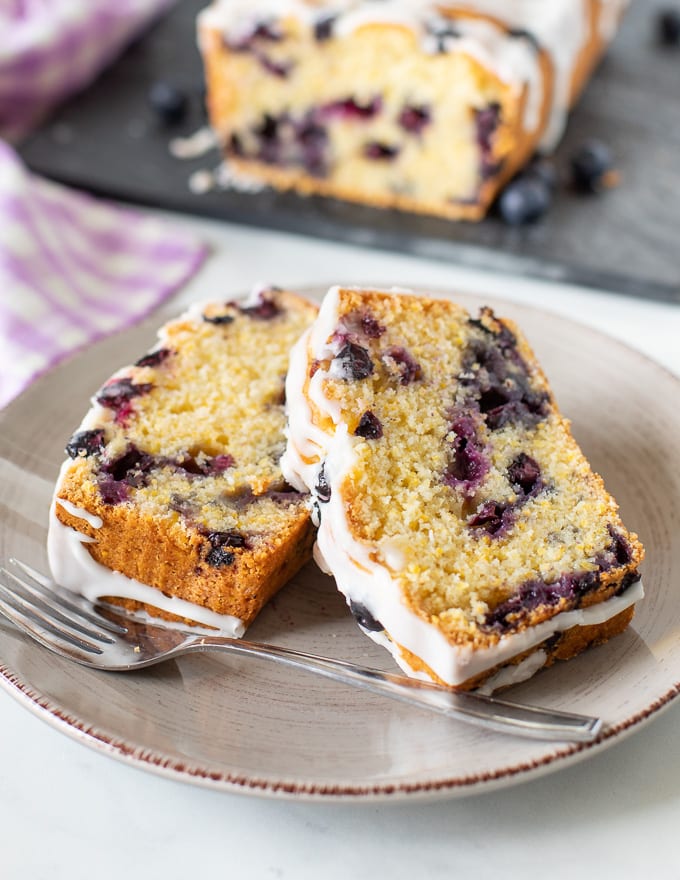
[[18, 0, 680, 303]]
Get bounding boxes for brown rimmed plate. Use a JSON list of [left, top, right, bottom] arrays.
[[0, 286, 678, 801]]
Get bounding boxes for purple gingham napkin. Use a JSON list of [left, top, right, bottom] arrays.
[[0, 142, 208, 409], [0, 1, 209, 409], [1, 0, 173, 142]]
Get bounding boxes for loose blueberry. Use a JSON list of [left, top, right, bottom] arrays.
[[349, 600, 384, 632], [134, 348, 172, 368], [657, 9, 680, 46], [148, 81, 188, 125], [332, 343, 374, 380], [570, 139, 615, 193], [363, 142, 400, 161], [354, 411, 383, 439], [66, 429, 105, 459], [498, 175, 551, 225], [398, 105, 431, 135]]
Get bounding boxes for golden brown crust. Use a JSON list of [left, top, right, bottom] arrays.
[[55, 490, 316, 627]]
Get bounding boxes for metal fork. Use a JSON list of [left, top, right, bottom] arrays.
[[0, 558, 602, 742]]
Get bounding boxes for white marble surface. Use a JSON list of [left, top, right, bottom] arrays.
[[2, 213, 680, 879]]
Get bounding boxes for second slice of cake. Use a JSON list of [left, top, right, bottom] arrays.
[[282, 286, 644, 690], [49, 287, 318, 634]]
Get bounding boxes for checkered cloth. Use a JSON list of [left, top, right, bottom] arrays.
[[0, 142, 208, 409], [0, 0, 173, 142], [0, 1, 208, 409]]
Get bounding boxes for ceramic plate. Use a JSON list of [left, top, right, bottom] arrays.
[[1, 287, 679, 802]]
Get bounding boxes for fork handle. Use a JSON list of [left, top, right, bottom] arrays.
[[185, 636, 601, 742]]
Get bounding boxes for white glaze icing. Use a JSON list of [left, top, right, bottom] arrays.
[[475, 649, 548, 695], [199, 0, 629, 150], [56, 497, 103, 529], [281, 284, 644, 689]]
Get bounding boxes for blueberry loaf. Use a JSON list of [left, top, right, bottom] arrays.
[[198, 0, 627, 221], [282, 286, 644, 690], [48, 288, 318, 634]]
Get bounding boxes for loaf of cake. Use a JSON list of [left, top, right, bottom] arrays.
[[48, 287, 318, 635], [198, 0, 628, 221], [282, 286, 644, 690]]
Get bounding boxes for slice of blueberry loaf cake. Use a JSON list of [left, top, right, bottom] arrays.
[[198, 0, 627, 221], [48, 287, 318, 634], [282, 286, 644, 690]]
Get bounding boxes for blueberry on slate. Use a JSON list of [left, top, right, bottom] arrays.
[[525, 157, 558, 192], [498, 176, 551, 225], [148, 81, 188, 125], [657, 9, 680, 46], [570, 139, 615, 193]]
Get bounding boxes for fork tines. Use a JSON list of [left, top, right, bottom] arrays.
[[0, 558, 126, 656]]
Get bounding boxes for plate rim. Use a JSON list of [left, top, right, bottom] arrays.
[[1, 284, 679, 802]]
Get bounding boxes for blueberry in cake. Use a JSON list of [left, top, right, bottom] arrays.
[[49, 287, 318, 634], [198, 0, 628, 221], [282, 286, 644, 690]]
